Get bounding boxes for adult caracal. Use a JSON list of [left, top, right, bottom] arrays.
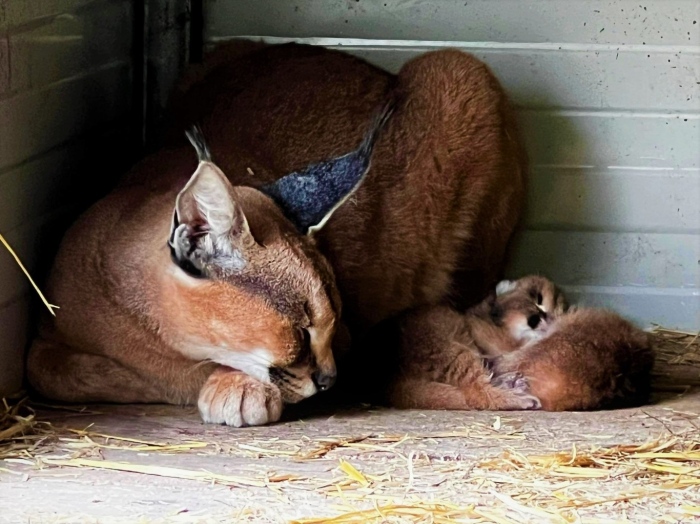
[[28, 43, 528, 426]]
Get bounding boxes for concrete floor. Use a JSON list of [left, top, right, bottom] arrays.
[[1, 332, 699, 524]]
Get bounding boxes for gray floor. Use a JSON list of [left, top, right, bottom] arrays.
[[1, 334, 699, 524]]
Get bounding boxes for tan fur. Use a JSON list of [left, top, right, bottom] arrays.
[[381, 276, 653, 412], [386, 305, 541, 410], [374, 276, 562, 410], [27, 43, 527, 425], [490, 308, 655, 411], [468, 275, 568, 356]]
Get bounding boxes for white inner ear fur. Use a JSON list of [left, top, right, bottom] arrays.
[[175, 162, 242, 238], [495, 280, 517, 296]]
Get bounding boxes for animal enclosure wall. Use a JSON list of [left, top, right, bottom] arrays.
[[205, 0, 700, 329], [0, 0, 189, 396], [0, 0, 136, 395], [0, 0, 698, 397]]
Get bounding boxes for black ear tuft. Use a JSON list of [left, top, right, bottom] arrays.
[[261, 98, 396, 235], [185, 125, 212, 163]]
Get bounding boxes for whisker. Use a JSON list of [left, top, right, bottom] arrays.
[[186, 358, 215, 375]]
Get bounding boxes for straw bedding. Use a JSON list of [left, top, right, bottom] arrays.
[[1, 326, 698, 523]]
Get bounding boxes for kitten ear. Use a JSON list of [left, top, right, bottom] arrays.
[[261, 99, 395, 236], [495, 280, 517, 296], [168, 127, 253, 275]]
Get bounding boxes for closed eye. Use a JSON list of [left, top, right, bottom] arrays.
[[301, 328, 311, 349], [536, 293, 543, 305], [296, 327, 312, 362]]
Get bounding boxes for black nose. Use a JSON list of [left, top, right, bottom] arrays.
[[313, 370, 337, 392], [527, 314, 542, 329]]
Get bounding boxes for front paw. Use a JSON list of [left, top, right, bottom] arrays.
[[492, 371, 542, 410], [198, 367, 283, 427]]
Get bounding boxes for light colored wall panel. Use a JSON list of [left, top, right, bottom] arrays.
[[0, 36, 8, 94], [508, 231, 700, 289], [525, 168, 700, 234], [564, 288, 700, 330], [334, 45, 700, 112], [0, 63, 131, 171], [0, 0, 135, 396], [0, 127, 130, 234], [206, 0, 700, 46], [0, 207, 72, 313], [0, 0, 96, 30], [518, 111, 698, 169], [8, 1, 132, 91], [206, 1, 700, 330]]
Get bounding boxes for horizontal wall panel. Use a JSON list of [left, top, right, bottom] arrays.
[[0, 62, 131, 171], [0, 36, 8, 94], [562, 287, 699, 331], [518, 111, 698, 169], [206, 0, 700, 46], [0, 125, 132, 234], [0, 208, 75, 308], [524, 167, 700, 234], [317, 45, 700, 112], [0, 0, 96, 30], [508, 231, 700, 289], [0, 296, 30, 396], [206, 40, 699, 171], [8, 0, 132, 91]]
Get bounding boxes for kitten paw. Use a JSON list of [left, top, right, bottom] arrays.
[[492, 371, 529, 392], [492, 372, 542, 410]]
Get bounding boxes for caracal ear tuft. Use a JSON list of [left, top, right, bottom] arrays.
[[185, 125, 212, 163], [168, 131, 254, 275]]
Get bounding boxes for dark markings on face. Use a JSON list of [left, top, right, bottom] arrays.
[[270, 367, 295, 386], [489, 303, 504, 326], [528, 287, 544, 306], [206, 269, 310, 327], [527, 313, 542, 329]]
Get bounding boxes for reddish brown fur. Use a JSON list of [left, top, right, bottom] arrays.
[[163, 42, 528, 331], [468, 275, 568, 357], [386, 305, 540, 410], [491, 308, 655, 411], [375, 275, 562, 411], [27, 43, 527, 425], [378, 276, 652, 412]]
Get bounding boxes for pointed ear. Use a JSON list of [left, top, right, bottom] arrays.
[[261, 99, 395, 236], [168, 127, 253, 275], [175, 162, 250, 238]]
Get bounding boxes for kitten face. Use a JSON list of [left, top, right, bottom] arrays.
[[492, 276, 568, 344]]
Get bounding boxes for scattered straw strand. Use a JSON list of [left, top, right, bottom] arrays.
[[0, 233, 59, 315]]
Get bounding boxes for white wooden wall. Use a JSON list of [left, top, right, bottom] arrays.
[[205, 0, 700, 331], [0, 0, 135, 395]]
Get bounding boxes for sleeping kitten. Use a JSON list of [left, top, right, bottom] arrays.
[[385, 275, 653, 412]]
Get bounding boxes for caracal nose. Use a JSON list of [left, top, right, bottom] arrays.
[[312, 369, 337, 392]]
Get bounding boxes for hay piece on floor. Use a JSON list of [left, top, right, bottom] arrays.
[[41, 458, 267, 488]]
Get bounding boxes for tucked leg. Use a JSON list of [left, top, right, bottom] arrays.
[[27, 338, 172, 404]]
